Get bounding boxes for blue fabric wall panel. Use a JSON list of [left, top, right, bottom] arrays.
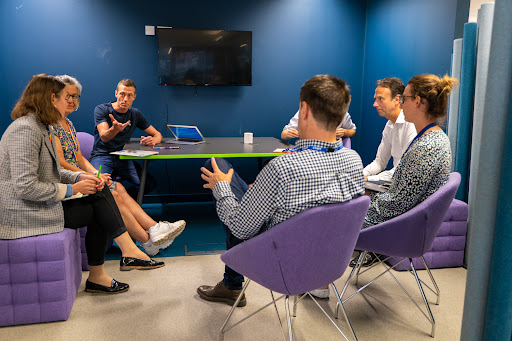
[[448, 38, 463, 170], [454, 23, 477, 201], [460, 0, 512, 339], [468, 4, 494, 198]]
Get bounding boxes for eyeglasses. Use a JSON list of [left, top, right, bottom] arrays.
[[400, 95, 415, 105], [64, 93, 80, 102]]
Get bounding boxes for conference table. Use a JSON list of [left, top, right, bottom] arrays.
[[120, 137, 291, 204]]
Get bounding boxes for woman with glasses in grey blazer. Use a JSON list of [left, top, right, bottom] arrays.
[[0, 74, 164, 294]]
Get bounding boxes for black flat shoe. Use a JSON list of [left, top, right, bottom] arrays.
[[85, 279, 129, 294], [120, 257, 165, 271]]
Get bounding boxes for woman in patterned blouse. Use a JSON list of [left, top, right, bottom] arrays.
[[363, 74, 457, 228], [50, 75, 186, 256], [350, 74, 457, 268]]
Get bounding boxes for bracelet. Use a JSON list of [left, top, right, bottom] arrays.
[[92, 170, 98, 175]]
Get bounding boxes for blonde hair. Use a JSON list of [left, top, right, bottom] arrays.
[[11, 74, 65, 125], [408, 74, 458, 120]]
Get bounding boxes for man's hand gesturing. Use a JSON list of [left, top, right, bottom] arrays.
[[109, 114, 131, 133], [201, 157, 233, 190]]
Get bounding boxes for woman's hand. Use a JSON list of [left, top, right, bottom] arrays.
[[99, 173, 112, 187], [74, 174, 105, 194]]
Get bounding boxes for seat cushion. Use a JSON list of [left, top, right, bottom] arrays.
[[0, 229, 82, 326]]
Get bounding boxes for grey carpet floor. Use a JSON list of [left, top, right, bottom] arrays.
[[0, 255, 466, 341]]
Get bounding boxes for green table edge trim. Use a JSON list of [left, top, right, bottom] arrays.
[[119, 152, 285, 159]]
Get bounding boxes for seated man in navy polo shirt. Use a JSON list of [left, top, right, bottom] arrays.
[[90, 79, 162, 194]]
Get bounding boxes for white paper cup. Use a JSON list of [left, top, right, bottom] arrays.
[[244, 132, 253, 144]]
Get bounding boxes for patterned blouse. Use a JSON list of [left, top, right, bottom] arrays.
[[363, 129, 451, 228], [49, 118, 79, 167]]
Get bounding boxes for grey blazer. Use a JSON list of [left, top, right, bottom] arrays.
[[0, 114, 83, 239]]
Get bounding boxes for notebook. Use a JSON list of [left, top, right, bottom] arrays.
[[165, 124, 205, 145]]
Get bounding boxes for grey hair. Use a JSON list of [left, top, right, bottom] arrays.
[[56, 74, 82, 95]]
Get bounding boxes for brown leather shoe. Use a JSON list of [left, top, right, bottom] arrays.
[[197, 281, 246, 307]]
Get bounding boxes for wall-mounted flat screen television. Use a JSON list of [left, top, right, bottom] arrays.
[[157, 27, 252, 86]]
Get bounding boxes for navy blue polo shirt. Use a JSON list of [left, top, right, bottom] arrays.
[[91, 103, 150, 157]]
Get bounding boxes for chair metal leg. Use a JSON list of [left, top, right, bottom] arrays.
[[271, 291, 289, 341], [332, 283, 358, 341], [285, 296, 294, 341], [421, 256, 440, 305], [336, 252, 364, 319], [355, 251, 367, 285], [410, 259, 435, 337], [219, 279, 252, 341]]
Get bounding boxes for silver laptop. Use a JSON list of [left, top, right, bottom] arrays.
[[165, 124, 205, 144]]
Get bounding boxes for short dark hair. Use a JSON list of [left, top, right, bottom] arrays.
[[376, 77, 404, 98], [408, 74, 458, 120], [11, 74, 65, 125], [300, 75, 351, 131], [116, 79, 136, 93]]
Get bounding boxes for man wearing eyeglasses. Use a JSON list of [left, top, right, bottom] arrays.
[[351, 77, 416, 268], [90, 78, 162, 195]]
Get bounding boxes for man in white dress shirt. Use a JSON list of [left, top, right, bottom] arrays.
[[281, 109, 357, 140], [363, 77, 417, 182], [351, 77, 417, 268]]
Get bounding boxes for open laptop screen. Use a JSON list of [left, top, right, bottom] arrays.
[[167, 125, 204, 141]]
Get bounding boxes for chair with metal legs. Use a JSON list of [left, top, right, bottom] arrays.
[[337, 172, 461, 338], [219, 196, 370, 341]]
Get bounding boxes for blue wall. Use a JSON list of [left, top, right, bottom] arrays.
[[0, 0, 458, 198], [357, 0, 458, 165], [1, 0, 367, 196]]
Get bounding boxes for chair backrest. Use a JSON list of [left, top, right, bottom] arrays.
[[76, 132, 94, 160], [356, 172, 461, 258], [220, 196, 370, 296]]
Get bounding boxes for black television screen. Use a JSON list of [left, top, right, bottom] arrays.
[[157, 28, 252, 86]]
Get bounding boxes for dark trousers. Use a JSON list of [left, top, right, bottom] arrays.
[[204, 158, 250, 290], [62, 186, 127, 266]]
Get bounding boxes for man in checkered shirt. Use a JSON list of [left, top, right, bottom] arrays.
[[197, 75, 365, 307]]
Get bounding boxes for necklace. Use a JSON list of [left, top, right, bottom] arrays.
[[59, 119, 79, 164]]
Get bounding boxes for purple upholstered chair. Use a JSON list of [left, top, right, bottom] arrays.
[[76, 131, 94, 160], [219, 196, 370, 341], [0, 229, 82, 326], [339, 172, 461, 338]]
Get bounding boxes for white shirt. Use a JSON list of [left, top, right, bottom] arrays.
[[283, 110, 357, 131], [363, 111, 417, 182]]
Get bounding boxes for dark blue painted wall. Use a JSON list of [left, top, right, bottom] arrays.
[[1, 0, 458, 198], [1, 0, 367, 197], [357, 0, 458, 165]]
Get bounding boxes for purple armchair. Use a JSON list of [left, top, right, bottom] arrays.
[[219, 196, 370, 341], [0, 229, 82, 326], [340, 172, 461, 338]]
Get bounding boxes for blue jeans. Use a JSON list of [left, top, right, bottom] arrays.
[[204, 158, 249, 290], [90, 155, 140, 185]]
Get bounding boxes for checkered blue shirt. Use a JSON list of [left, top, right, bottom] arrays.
[[213, 139, 365, 240]]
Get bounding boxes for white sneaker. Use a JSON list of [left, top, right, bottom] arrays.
[[149, 220, 186, 246], [142, 238, 174, 256], [142, 240, 160, 256], [309, 288, 329, 299]]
